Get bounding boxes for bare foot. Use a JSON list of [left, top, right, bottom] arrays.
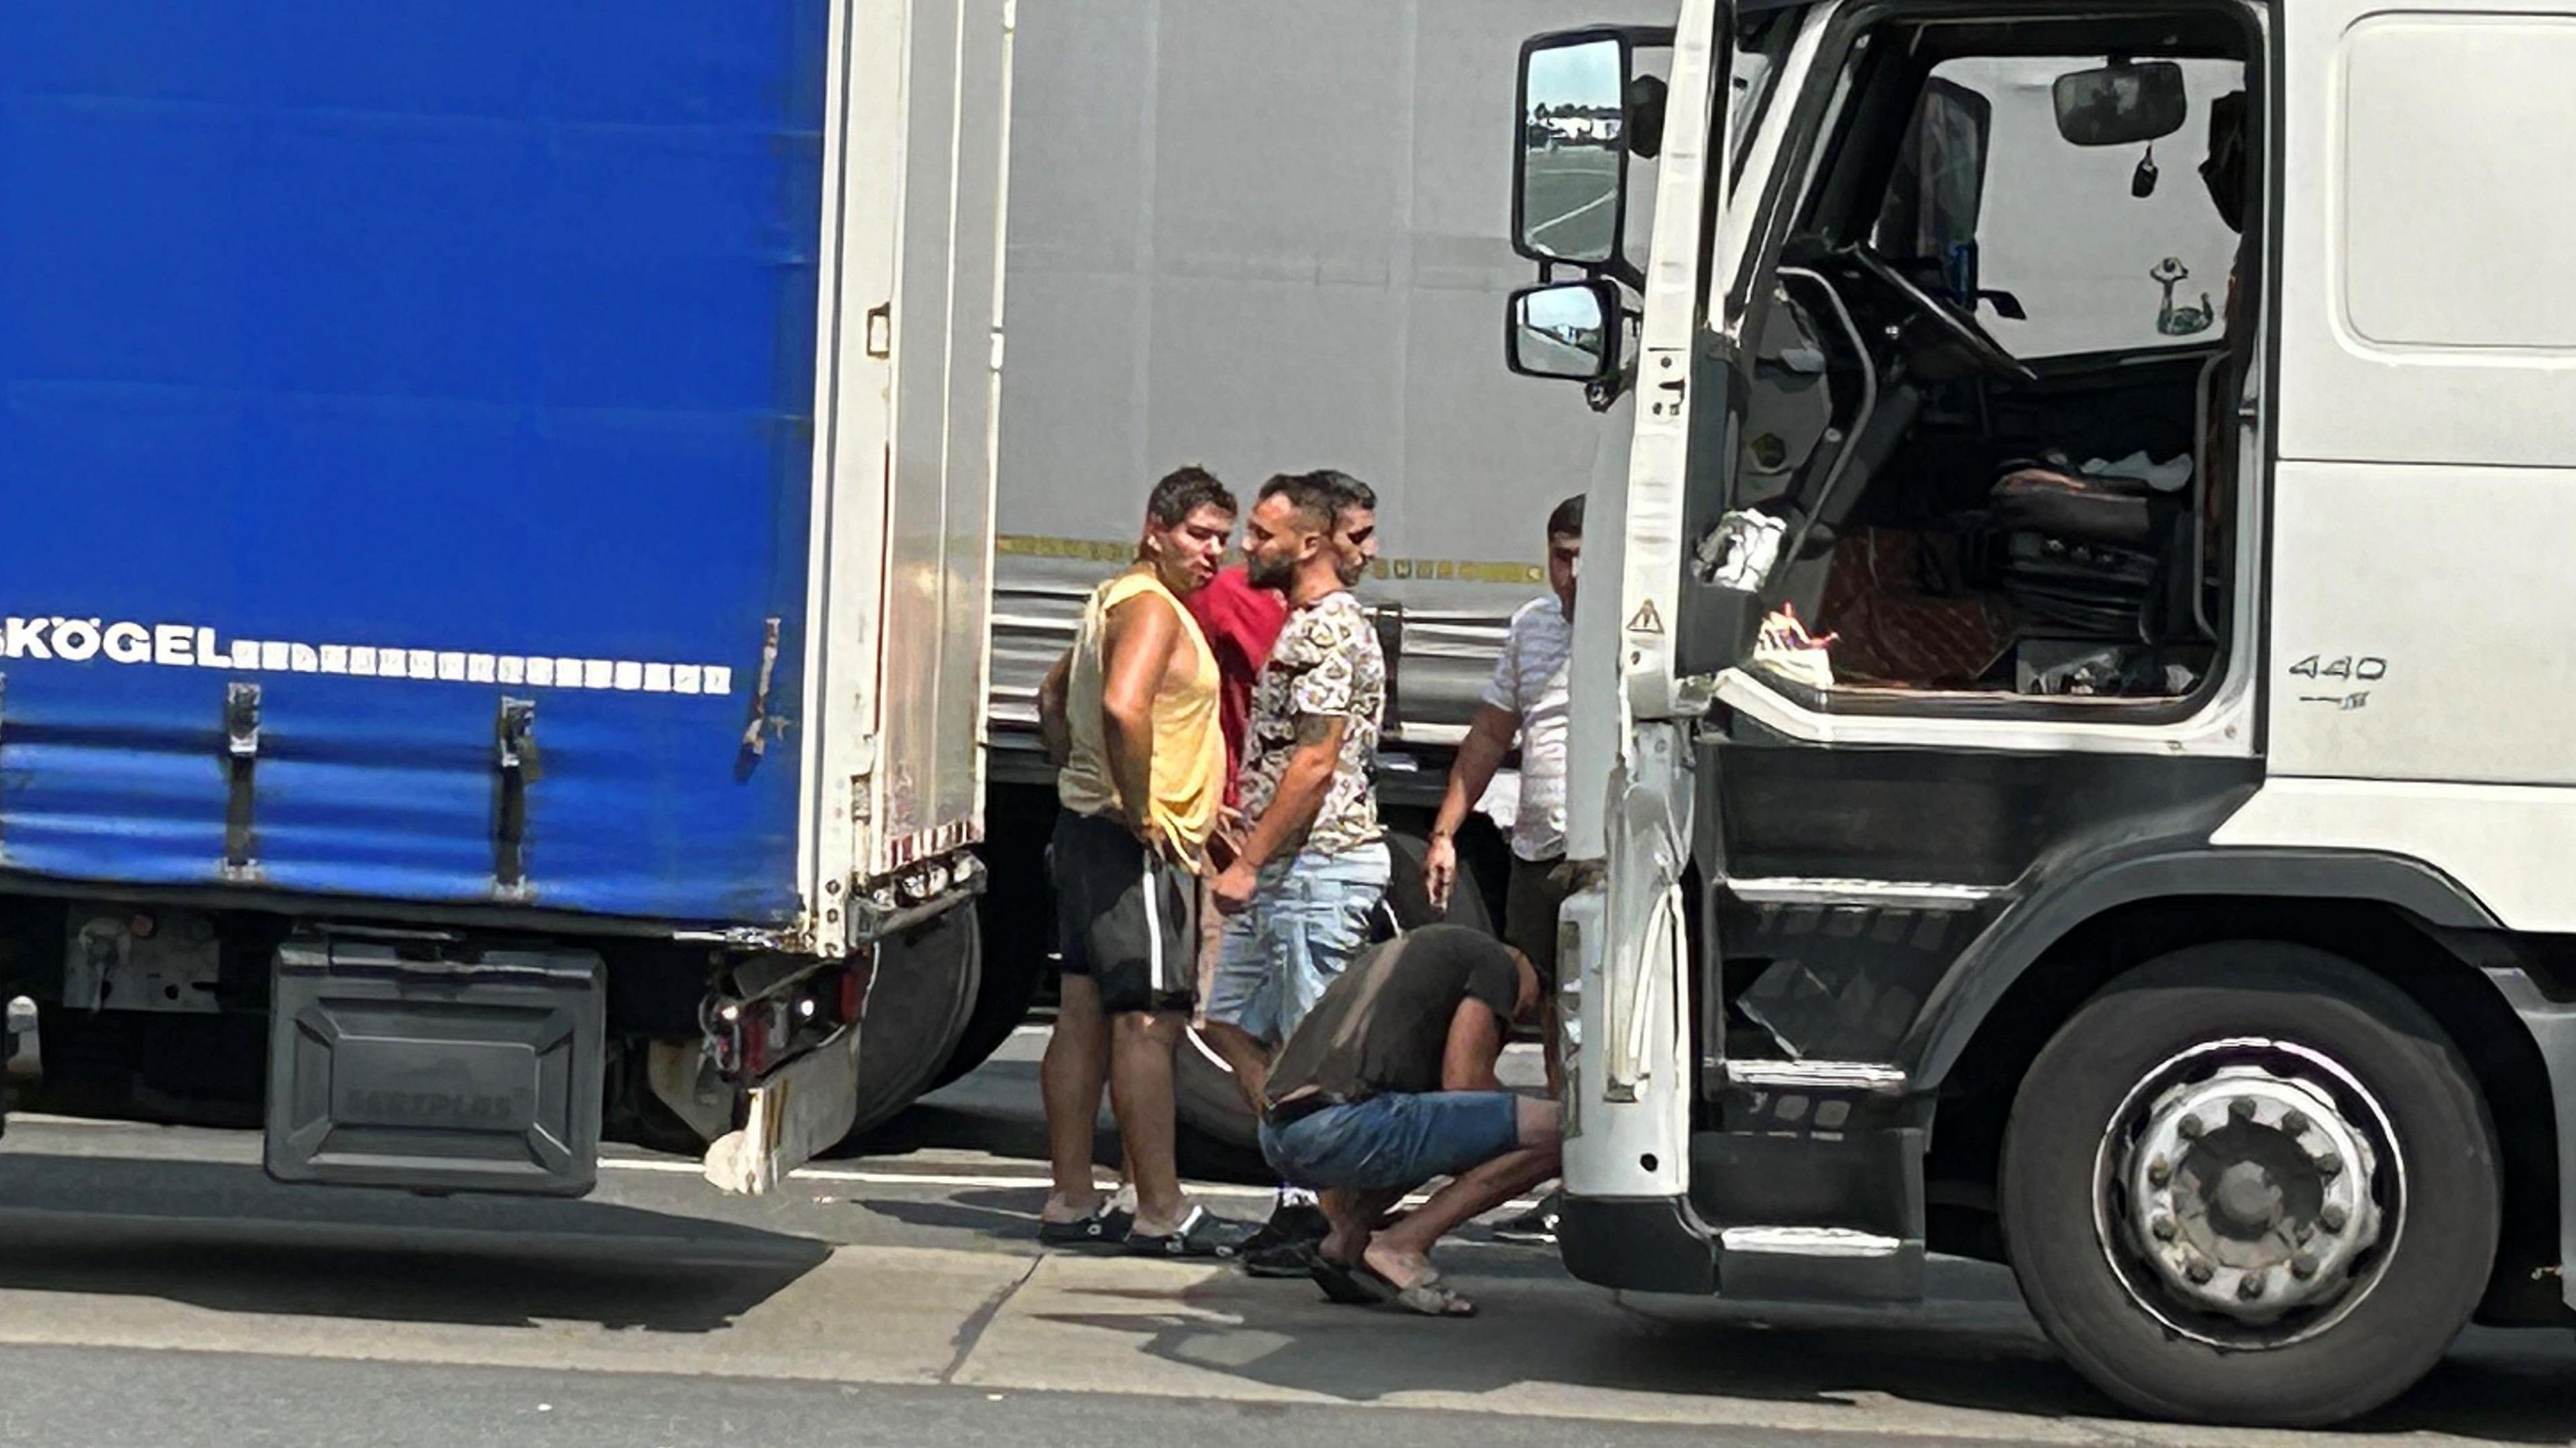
[[1318, 1224, 1369, 1265], [1360, 1238, 1435, 1290], [1357, 1241, 1475, 1317], [1130, 1199, 1196, 1239], [1040, 1191, 1108, 1224]]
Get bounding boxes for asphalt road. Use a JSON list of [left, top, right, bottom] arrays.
[[1, 1031, 2569, 1447], [1522, 146, 1622, 256], [1517, 329, 1606, 377]]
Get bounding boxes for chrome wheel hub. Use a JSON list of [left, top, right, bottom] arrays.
[[2096, 1040, 2400, 1346]]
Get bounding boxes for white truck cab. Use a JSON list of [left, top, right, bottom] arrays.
[[1511, 0, 2576, 1425]]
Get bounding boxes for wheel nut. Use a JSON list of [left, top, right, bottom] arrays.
[[2178, 1114, 2207, 1140], [2320, 1203, 2349, 1233], [2230, 1097, 2258, 1122], [2149, 1213, 2178, 1241], [2147, 1156, 2173, 1186], [2282, 1109, 2308, 1135], [2186, 1258, 2215, 1284], [2239, 1270, 2267, 1300], [2312, 1150, 2343, 1179], [2290, 1252, 2319, 1280]]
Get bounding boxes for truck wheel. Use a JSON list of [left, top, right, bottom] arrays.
[[2000, 943, 2499, 1427], [1174, 1024, 1260, 1150], [937, 788, 1057, 1092], [842, 904, 982, 1143], [606, 1038, 723, 1156], [1385, 827, 1497, 934], [929, 879, 1053, 1093]]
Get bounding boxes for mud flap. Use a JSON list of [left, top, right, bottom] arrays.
[[702, 1024, 861, 1195], [1, 996, 38, 1136]]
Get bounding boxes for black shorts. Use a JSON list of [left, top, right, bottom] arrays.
[[1048, 809, 1197, 1015], [1502, 852, 1572, 986]]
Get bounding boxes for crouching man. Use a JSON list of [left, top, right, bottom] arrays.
[[1257, 924, 1559, 1317]]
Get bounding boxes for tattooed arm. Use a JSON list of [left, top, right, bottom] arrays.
[[1214, 712, 1344, 914], [1214, 603, 1367, 913], [1236, 713, 1342, 867]]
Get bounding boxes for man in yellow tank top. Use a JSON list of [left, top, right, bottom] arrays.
[[1032, 467, 1260, 1258]]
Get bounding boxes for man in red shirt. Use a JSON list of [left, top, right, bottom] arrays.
[[1185, 563, 1289, 808]]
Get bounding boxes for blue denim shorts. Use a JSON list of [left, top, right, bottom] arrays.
[[1258, 1091, 1523, 1194], [1204, 841, 1390, 1044]]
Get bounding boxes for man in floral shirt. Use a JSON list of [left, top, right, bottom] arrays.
[[1203, 473, 1391, 1110]]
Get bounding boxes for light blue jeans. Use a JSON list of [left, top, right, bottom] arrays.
[[1260, 1091, 1525, 1194], [1203, 841, 1391, 1045]]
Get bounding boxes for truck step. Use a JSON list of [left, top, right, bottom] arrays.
[[1723, 877, 1998, 913], [1715, 1225, 1924, 1302], [1723, 1059, 1909, 1095], [1718, 1225, 1903, 1256]]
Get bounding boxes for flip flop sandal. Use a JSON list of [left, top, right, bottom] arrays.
[[1307, 1254, 1391, 1306], [1354, 1260, 1477, 1317], [1037, 1205, 1134, 1247], [1125, 1205, 1263, 1260], [1243, 1235, 1323, 1279]]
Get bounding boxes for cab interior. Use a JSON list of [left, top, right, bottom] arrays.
[[1729, 11, 2257, 705]]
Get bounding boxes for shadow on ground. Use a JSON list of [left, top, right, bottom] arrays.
[[836, 1056, 1272, 1183], [1024, 1253, 2576, 1443], [0, 1153, 830, 1333], [857, 1186, 1053, 1245]]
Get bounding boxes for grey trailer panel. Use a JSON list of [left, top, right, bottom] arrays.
[[994, 1, 1666, 738]]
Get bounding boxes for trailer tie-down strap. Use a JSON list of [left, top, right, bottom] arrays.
[[223, 683, 261, 880], [493, 697, 538, 898]]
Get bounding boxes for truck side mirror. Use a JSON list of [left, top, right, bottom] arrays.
[[1514, 34, 1633, 266], [1505, 280, 1620, 382]]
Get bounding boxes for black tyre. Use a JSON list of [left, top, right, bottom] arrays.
[[2001, 943, 2500, 1427], [1385, 827, 1497, 934], [936, 788, 1057, 1093], [841, 904, 982, 1142], [1174, 1021, 1263, 1152], [602, 1037, 722, 1156], [929, 885, 1051, 1092]]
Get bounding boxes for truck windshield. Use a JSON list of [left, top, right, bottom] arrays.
[[1892, 56, 2247, 359]]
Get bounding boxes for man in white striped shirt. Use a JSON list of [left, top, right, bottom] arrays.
[[1422, 493, 1582, 1243]]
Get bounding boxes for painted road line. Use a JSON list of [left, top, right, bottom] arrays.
[[594, 1155, 1540, 1214], [3, 1117, 1544, 1215], [1526, 185, 1617, 242]]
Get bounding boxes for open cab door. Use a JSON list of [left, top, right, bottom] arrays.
[[1506, 0, 1739, 1292]]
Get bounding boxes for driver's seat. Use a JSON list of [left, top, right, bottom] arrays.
[[1987, 455, 2183, 641]]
